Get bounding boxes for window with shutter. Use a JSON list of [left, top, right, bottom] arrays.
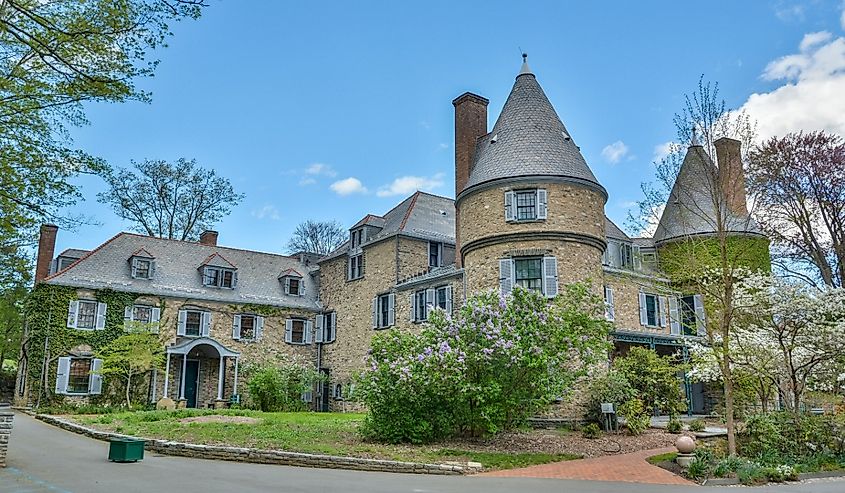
[[67, 300, 79, 329], [286, 319, 307, 344], [504, 191, 515, 221], [669, 296, 681, 335], [375, 294, 393, 329], [65, 358, 92, 394], [387, 293, 395, 327], [177, 309, 187, 336], [232, 314, 242, 339], [201, 312, 211, 336], [693, 294, 706, 336], [305, 320, 314, 344], [499, 259, 514, 295], [537, 189, 548, 219], [542, 256, 558, 298], [55, 357, 71, 394], [639, 293, 659, 327], [89, 358, 103, 395], [604, 286, 615, 321], [315, 314, 324, 343]]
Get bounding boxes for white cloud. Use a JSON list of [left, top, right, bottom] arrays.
[[740, 31, 845, 139], [305, 163, 336, 177], [774, 3, 805, 22], [652, 141, 677, 163], [251, 204, 280, 221], [438, 143, 449, 150], [600, 141, 629, 164], [376, 173, 445, 197], [298, 177, 316, 186], [330, 177, 368, 196]]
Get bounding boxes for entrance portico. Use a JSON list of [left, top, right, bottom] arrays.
[[163, 337, 240, 408]]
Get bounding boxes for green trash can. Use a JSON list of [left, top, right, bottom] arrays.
[[108, 437, 145, 462]]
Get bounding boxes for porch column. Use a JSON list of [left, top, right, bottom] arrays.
[[217, 356, 224, 400], [233, 357, 239, 396], [179, 353, 187, 400], [163, 353, 171, 398]]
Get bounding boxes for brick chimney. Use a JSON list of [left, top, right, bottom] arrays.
[[453, 92, 488, 268], [35, 224, 58, 283], [199, 230, 218, 246], [714, 137, 747, 215], [453, 92, 489, 196]]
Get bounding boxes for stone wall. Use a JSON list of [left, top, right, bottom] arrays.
[[319, 239, 397, 387], [464, 240, 603, 297], [457, 181, 606, 250], [0, 405, 11, 467], [35, 414, 481, 475], [603, 271, 672, 334], [397, 237, 428, 282]]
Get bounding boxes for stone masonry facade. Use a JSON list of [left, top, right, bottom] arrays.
[[19, 59, 763, 416]]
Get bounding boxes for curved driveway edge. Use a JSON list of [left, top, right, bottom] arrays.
[[35, 413, 481, 475]]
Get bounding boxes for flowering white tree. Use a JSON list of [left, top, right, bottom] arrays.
[[690, 273, 845, 412]]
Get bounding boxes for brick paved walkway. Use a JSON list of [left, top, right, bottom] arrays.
[[481, 447, 694, 485]]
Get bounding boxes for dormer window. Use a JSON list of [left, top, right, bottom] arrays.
[[203, 266, 236, 288], [129, 248, 155, 280], [199, 252, 237, 289], [505, 189, 548, 222], [279, 269, 305, 296], [428, 241, 443, 268], [350, 228, 365, 249]]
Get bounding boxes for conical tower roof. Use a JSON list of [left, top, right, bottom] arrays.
[[462, 59, 604, 197], [653, 144, 762, 244]]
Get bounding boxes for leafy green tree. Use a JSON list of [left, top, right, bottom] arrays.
[[0, 285, 27, 372], [613, 346, 685, 415], [0, 0, 207, 281], [96, 330, 165, 407], [97, 158, 245, 240]]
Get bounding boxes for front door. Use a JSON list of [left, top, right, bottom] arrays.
[[184, 360, 200, 408]]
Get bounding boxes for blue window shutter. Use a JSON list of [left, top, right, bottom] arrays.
[[284, 277, 290, 294], [315, 314, 324, 343], [537, 189, 548, 219], [387, 294, 395, 327], [445, 285, 453, 314], [542, 256, 558, 298], [499, 259, 514, 295], [409, 293, 416, 322], [201, 312, 211, 336], [305, 320, 314, 344], [150, 307, 161, 333], [89, 358, 103, 395], [638, 292, 648, 326], [329, 312, 336, 342], [95, 302, 107, 330], [55, 357, 71, 394], [67, 300, 79, 329], [669, 296, 680, 334], [694, 294, 706, 336], [232, 314, 242, 339], [504, 191, 515, 221], [177, 309, 187, 336], [255, 316, 264, 340], [604, 286, 615, 322], [285, 319, 293, 343], [425, 289, 435, 318], [372, 297, 378, 328]]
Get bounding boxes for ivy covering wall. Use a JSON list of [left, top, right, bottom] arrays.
[[657, 236, 771, 286], [23, 284, 139, 405]]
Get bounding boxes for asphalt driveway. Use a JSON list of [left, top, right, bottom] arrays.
[[2, 412, 844, 493]]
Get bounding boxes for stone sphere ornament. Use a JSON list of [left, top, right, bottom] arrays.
[[675, 435, 696, 454]]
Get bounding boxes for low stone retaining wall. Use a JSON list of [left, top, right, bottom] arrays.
[[35, 414, 481, 475], [0, 405, 13, 467]]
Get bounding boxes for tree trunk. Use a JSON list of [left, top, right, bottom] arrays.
[[722, 352, 737, 456], [126, 373, 132, 408]]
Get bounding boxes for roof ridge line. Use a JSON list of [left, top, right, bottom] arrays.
[[398, 191, 421, 231]]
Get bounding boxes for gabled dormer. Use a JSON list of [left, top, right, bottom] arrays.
[[279, 268, 304, 296], [199, 252, 237, 289], [129, 248, 156, 280]]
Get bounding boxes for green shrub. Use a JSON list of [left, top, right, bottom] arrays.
[[619, 398, 650, 435], [613, 346, 685, 415], [583, 369, 634, 426], [712, 455, 744, 477], [688, 419, 706, 432], [737, 462, 768, 484], [667, 415, 682, 433], [582, 422, 601, 439], [740, 412, 843, 463], [357, 285, 612, 443], [246, 362, 322, 412], [686, 458, 710, 480]]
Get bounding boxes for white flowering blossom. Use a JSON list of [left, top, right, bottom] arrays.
[[690, 273, 845, 411]]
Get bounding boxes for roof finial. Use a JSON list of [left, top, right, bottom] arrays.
[[690, 126, 700, 146], [519, 52, 533, 76]]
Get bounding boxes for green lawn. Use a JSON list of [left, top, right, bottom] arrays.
[[75, 409, 580, 469]]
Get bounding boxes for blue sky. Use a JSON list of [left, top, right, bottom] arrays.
[[57, 0, 845, 255]]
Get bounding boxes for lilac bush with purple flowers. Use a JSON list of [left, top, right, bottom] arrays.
[[357, 283, 612, 443]]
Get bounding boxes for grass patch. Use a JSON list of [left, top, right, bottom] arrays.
[[647, 451, 678, 465], [72, 409, 579, 470]]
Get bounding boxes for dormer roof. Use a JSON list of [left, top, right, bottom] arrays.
[[130, 247, 155, 259], [278, 268, 303, 279], [200, 252, 237, 270]]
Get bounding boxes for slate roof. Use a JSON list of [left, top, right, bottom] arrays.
[[395, 265, 462, 290], [605, 217, 630, 241], [321, 191, 456, 261], [462, 62, 604, 196], [653, 145, 763, 244], [351, 214, 386, 229], [57, 248, 89, 259], [45, 233, 320, 310]]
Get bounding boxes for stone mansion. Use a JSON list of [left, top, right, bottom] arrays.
[[16, 58, 765, 413]]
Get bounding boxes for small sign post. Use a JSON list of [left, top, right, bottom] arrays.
[[600, 402, 616, 433]]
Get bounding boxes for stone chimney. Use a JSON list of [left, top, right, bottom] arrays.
[[35, 224, 58, 283], [453, 92, 489, 197], [453, 92, 488, 268], [199, 230, 218, 246], [714, 137, 747, 215]]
